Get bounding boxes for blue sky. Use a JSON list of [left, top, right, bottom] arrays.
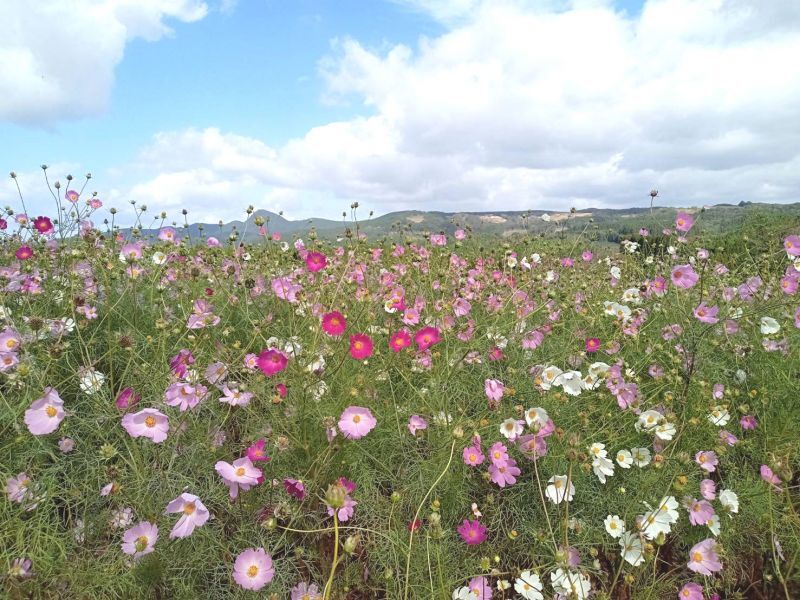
[[1, 0, 797, 224]]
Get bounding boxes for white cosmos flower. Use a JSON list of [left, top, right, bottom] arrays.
[[654, 422, 676, 441], [592, 456, 615, 484], [610, 266, 622, 279], [620, 531, 645, 566], [615, 449, 633, 469], [639, 496, 679, 540], [531, 253, 542, 264], [545, 270, 557, 282], [506, 255, 518, 268], [637, 410, 662, 431], [708, 406, 730, 426], [719, 489, 739, 515], [546, 475, 575, 504], [631, 447, 652, 467], [541, 214, 551, 222], [622, 288, 641, 304], [537, 366, 563, 391], [793, 257, 800, 272], [554, 370, 584, 396], [152, 251, 167, 265], [588, 362, 610, 378], [514, 570, 543, 600], [305, 354, 326, 373], [550, 569, 591, 600], [520, 257, 531, 270], [525, 407, 549, 431], [452, 586, 470, 600], [707, 514, 721, 536], [500, 418, 524, 440], [310, 380, 328, 401], [79, 368, 106, 395], [760, 316, 780, 334], [589, 443, 607, 459], [604, 515, 625, 538]]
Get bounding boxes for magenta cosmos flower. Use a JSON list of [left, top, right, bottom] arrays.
[[122, 408, 170, 443], [115, 387, 140, 411], [349, 334, 373, 360], [687, 538, 722, 575], [24, 388, 65, 435], [257, 348, 288, 377], [284, 478, 306, 500], [457, 519, 488, 545], [671, 264, 699, 289], [15, 246, 34, 260], [414, 326, 441, 352], [246, 439, 271, 462], [389, 330, 412, 352], [233, 548, 274, 591], [33, 216, 54, 235], [305, 251, 327, 272], [338, 406, 377, 439], [585, 337, 601, 353], [321, 311, 347, 337], [121, 521, 158, 559], [675, 212, 695, 233], [165, 493, 210, 539], [215, 457, 262, 499]]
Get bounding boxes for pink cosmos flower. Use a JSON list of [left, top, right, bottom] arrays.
[[457, 519, 488, 545], [408, 415, 428, 435], [121, 521, 158, 559], [740, 415, 757, 430], [246, 439, 271, 463], [257, 348, 288, 377], [463, 444, 485, 467], [220, 385, 254, 407], [24, 388, 65, 435], [170, 349, 195, 378], [165, 493, 209, 539], [414, 326, 441, 352], [465, 576, 492, 600], [389, 330, 412, 352], [338, 406, 377, 439], [321, 311, 347, 337], [454, 229, 466, 240], [233, 548, 274, 591], [687, 538, 722, 575], [700, 479, 716, 500], [671, 264, 699, 288], [164, 382, 208, 411], [122, 408, 170, 443], [15, 246, 34, 260], [760, 465, 782, 490], [489, 458, 521, 488], [0, 328, 21, 352], [65, 190, 80, 203], [284, 478, 306, 500], [582, 250, 593, 262], [6, 473, 33, 504], [585, 337, 601, 353], [488, 442, 510, 466], [158, 227, 177, 243], [291, 582, 322, 600], [305, 251, 327, 272], [349, 334, 374, 360], [484, 378, 505, 408], [206, 236, 220, 247], [675, 212, 695, 232], [693, 303, 719, 324], [430, 233, 447, 246], [695, 450, 718, 472], [216, 457, 262, 499], [783, 235, 800, 257], [679, 582, 704, 600], [115, 387, 140, 411], [33, 216, 54, 235], [688, 498, 716, 526]]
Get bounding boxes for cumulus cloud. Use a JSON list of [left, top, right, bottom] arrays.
[[0, 0, 209, 124], [8, 0, 800, 223]]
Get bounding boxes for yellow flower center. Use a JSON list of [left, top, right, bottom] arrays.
[[135, 535, 149, 552], [183, 502, 196, 515], [554, 480, 563, 489], [353, 415, 361, 424], [247, 565, 259, 578], [144, 416, 157, 428], [46, 405, 57, 418], [692, 552, 703, 562], [236, 467, 246, 477]]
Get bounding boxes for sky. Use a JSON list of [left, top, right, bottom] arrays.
[[1, 0, 798, 225]]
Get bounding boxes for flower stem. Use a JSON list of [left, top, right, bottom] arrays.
[[323, 512, 339, 600]]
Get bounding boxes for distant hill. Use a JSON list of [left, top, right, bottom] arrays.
[[122, 202, 800, 244]]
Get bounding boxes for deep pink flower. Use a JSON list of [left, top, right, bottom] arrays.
[[257, 349, 288, 377], [457, 519, 488, 545], [414, 326, 441, 352], [585, 337, 601, 353], [15, 246, 33, 260], [349, 334, 373, 360], [389, 330, 412, 352], [321, 311, 347, 337], [338, 406, 377, 439], [284, 478, 306, 500], [33, 216, 53, 235], [246, 439, 271, 463], [115, 387, 140, 411], [305, 251, 327, 272]]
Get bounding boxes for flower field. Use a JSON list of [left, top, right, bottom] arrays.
[[2, 194, 800, 599]]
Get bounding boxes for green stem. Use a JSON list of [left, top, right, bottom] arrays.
[[323, 512, 339, 600]]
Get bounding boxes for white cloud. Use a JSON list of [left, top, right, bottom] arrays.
[[7, 0, 800, 223], [0, 0, 209, 124]]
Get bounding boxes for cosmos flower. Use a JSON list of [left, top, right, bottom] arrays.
[[165, 493, 210, 539], [457, 519, 488, 545], [257, 348, 289, 377], [24, 388, 65, 435], [687, 538, 723, 575], [546, 475, 575, 504], [338, 406, 377, 439], [671, 264, 699, 289], [121, 521, 158, 559], [232, 548, 274, 591], [349, 334, 374, 360], [408, 415, 428, 435], [321, 311, 347, 337]]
